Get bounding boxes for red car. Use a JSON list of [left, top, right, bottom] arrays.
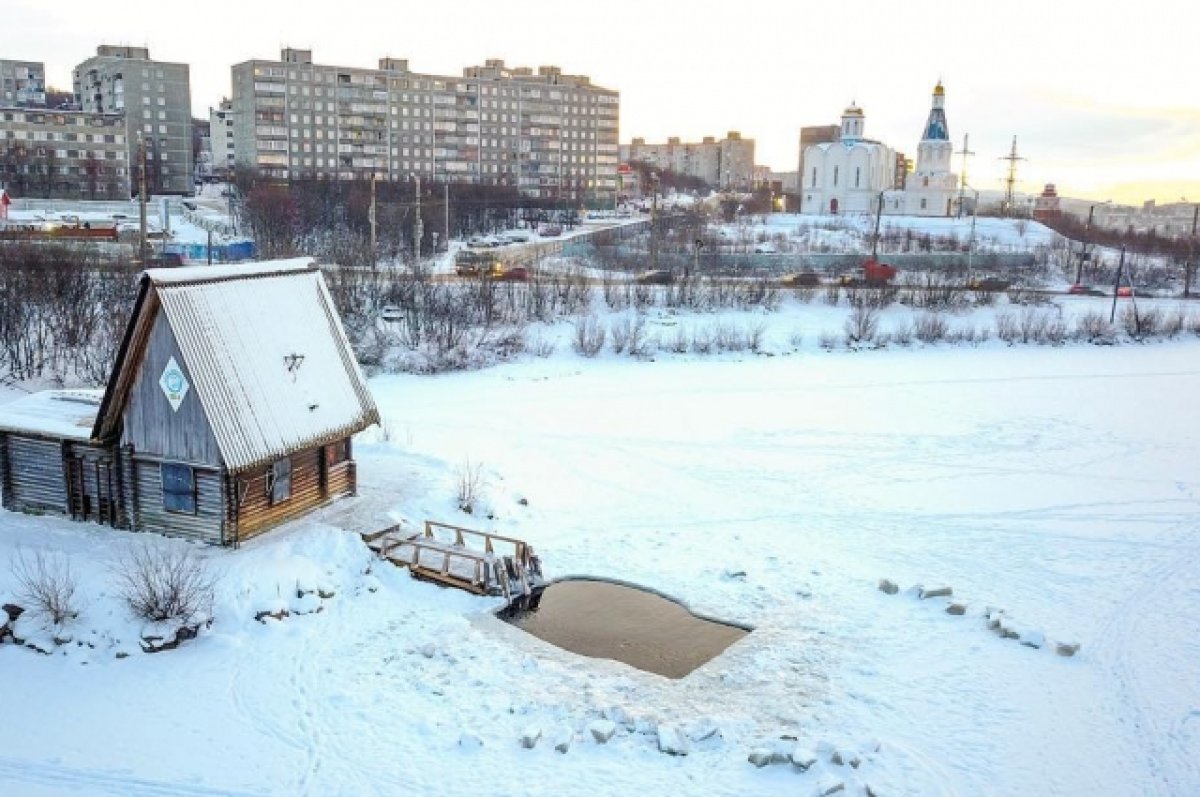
[[495, 266, 530, 282], [1068, 284, 1105, 296]]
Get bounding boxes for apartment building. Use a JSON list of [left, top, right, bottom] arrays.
[[0, 106, 128, 198], [209, 97, 236, 178], [230, 49, 619, 202], [0, 60, 46, 107], [73, 46, 193, 195], [620, 132, 756, 191]]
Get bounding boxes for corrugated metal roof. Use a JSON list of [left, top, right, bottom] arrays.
[[0, 389, 104, 441], [152, 264, 378, 472]]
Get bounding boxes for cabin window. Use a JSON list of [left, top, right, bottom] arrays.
[[324, 439, 351, 467], [161, 463, 196, 514], [268, 458, 292, 504]]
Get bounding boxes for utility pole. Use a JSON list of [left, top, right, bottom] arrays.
[[998, 136, 1026, 217], [1110, 246, 1126, 323], [412, 174, 423, 263], [444, 181, 450, 251], [138, 134, 148, 266], [1185, 204, 1198, 299], [954, 133, 974, 218], [871, 190, 884, 260], [368, 173, 377, 261], [650, 173, 659, 272], [1075, 204, 1098, 285]]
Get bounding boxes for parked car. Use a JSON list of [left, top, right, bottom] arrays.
[[495, 266, 530, 282], [381, 305, 403, 322], [1116, 286, 1134, 297], [539, 224, 563, 237], [1068, 283, 1105, 296], [634, 269, 673, 285], [968, 277, 1012, 291], [753, 242, 778, 254], [500, 229, 532, 243], [780, 271, 821, 287]]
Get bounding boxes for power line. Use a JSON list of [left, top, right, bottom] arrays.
[[998, 136, 1027, 216]]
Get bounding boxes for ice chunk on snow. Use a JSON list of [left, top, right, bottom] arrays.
[[656, 724, 689, 756], [588, 719, 617, 743]]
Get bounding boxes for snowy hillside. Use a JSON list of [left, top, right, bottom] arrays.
[[2, 292, 1200, 795]]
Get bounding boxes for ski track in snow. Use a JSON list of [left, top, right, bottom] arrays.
[[1089, 514, 1200, 796], [0, 756, 260, 796]]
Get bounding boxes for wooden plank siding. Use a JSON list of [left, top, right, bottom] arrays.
[[1, 435, 68, 514], [121, 305, 222, 467], [230, 441, 356, 543], [128, 457, 225, 544]]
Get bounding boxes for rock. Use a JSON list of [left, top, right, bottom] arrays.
[[919, 586, 952, 600], [254, 609, 289, 623], [790, 747, 818, 771], [723, 569, 748, 580], [419, 642, 437, 659], [317, 588, 336, 599], [865, 784, 881, 797], [946, 603, 967, 616], [2, 604, 23, 622], [458, 732, 483, 751], [603, 706, 629, 726], [878, 579, 899, 595], [517, 497, 529, 506], [817, 778, 846, 796], [519, 726, 542, 749], [553, 727, 573, 754], [656, 724, 689, 756], [1019, 630, 1045, 649], [1056, 642, 1081, 657], [904, 584, 924, 598], [115, 651, 130, 659], [588, 719, 617, 744], [748, 748, 774, 768], [687, 721, 720, 743]]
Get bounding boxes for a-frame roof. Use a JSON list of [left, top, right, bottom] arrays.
[[93, 258, 379, 473]]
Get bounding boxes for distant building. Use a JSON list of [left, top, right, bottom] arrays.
[[231, 49, 619, 203], [800, 83, 959, 217], [1033, 183, 1061, 221], [209, 98, 235, 178], [903, 82, 959, 217], [0, 106, 129, 199], [621, 131, 755, 191], [800, 103, 897, 214], [73, 46, 194, 195], [0, 59, 46, 107]]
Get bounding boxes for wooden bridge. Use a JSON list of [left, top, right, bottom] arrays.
[[363, 520, 544, 604]]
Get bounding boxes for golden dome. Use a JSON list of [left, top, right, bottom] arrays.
[[933, 81, 945, 96], [842, 102, 864, 116]]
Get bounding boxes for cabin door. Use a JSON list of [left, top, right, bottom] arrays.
[[66, 455, 118, 526], [830, 197, 839, 214]]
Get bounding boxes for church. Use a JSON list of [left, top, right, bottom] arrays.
[[800, 83, 959, 218]]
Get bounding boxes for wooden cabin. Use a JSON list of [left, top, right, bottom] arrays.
[[0, 258, 379, 545]]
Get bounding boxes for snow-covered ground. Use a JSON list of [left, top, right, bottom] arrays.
[[2, 299, 1200, 795]]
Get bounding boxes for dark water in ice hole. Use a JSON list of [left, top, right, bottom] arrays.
[[501, 579, 750, 679]]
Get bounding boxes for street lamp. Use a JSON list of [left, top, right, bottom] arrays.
[[965, 186, 980, 277]]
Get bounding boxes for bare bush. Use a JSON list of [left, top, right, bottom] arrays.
[[528, 332, 556, 358], [890, 321, 914, 347], [1074, 310, 1115, 344], [995, 312, 1019, 344], [844, 305, 880, 347], [455, 457, 484, 513], [10, 549, 79, 626], [714, 321, 750, 352], [788, 329, 804, 348], [818, 331, 839, 350], [668, 326, 691, 354], [691, 327, 714, 354], [610, 316, 631, 353], [112, 544, 216, 623], [1161, 310, 1186, 339], [822, 283, 841, 306], [572, 314, 606, 357], [913, 313, 949, 344], [1121, 305, 1162, 339], [747, 321, 768, 353]]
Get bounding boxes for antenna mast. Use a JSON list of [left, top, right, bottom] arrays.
[[954, 133, 975, 217], [998, 136, 1026, 216]]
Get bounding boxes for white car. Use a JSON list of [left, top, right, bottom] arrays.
[[754, 242, 778, 254]]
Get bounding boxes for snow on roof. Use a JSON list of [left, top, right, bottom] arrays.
[[147, 261, 378, 472], [0, 389, 105, 441], [146, 257, 316, 285]]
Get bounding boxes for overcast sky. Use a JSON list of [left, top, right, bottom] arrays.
[[9, 0, 1198, 204]]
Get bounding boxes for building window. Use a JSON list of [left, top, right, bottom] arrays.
[[161, 463, 196, 514], [810, 167, 816, 188], [324, 439, 351, 468], [855, 167, 860, 188], [268, 458, 292, 504], [920, 198, 928, 210], [833, 166, 839, 187]]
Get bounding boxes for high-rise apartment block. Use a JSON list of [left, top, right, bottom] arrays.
[[73, 46, 194, 194], [209, 98, 236, 177], [0, 106, 129, 199], [0, 60, 46, 107], [230, 49, 619, 201], [620, 132, 756, 191]]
